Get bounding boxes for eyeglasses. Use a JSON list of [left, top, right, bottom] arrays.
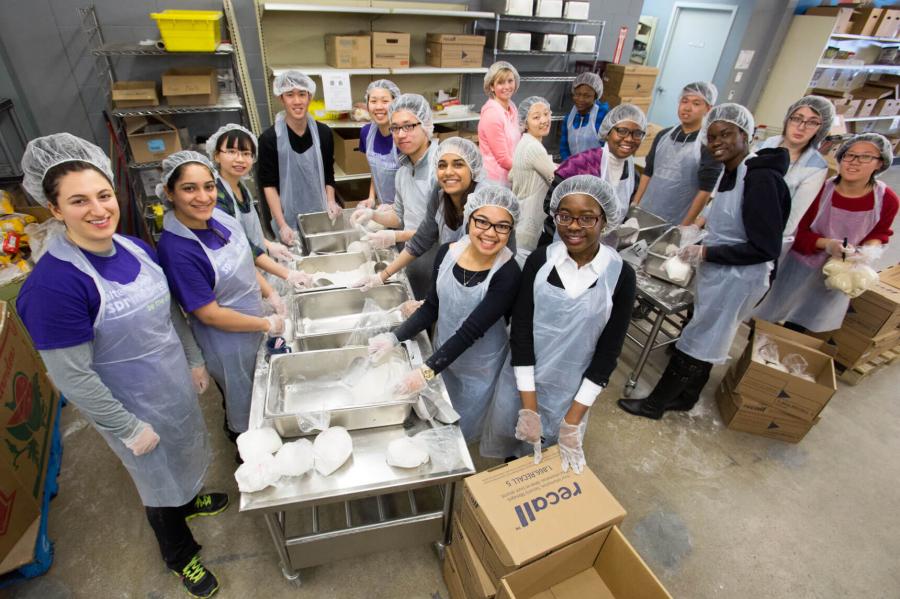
[[611, 126, 646, 141], [787, 115, 823, 130], [470, 215, 513, 235], [219, 148, 254, 160], [554, 212, 602, 228], [841, 152, 882, 164], [389, 122, 421, 135]]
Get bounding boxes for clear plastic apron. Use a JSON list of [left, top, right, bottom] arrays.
[[47, 234, 208, 507], [217, 176, 266, 252], [566, 104, 602, 157], [434, 199, 464, 245], [274, 111, 327, 233], [640, 130, 703, 224], [365, 124, 400, 205]]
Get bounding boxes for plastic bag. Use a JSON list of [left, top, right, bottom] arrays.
[[662, 255, 691, 283], [412, 425, 462, 471], [752, 334, 785, 370], [313, 426, 353, 476], [823, 258, 879, 298], [234, 454, 279, 493], [676, 224, 707, 248], [236, 427, 283, 461], [385, 436, 430, 468], [413, 385, 461, 425], [782, 353, 816, 382], [24, 219, 66, 262], [296, 404, 331, 434], [273, 438, 315, 477]]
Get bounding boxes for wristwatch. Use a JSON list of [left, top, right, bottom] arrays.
[[420, 365, 436, 382]]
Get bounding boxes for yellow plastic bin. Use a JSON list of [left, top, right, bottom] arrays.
[[150, 10, 223, 52]]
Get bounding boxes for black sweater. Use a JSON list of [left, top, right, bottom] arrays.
[[257, 120, 336, 190]]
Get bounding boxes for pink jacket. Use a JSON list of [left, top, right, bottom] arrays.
[[478, 98, 521, 185]]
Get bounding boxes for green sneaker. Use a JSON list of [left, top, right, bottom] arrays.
[[185, 493, 229, 521], [173, 554, 219, 598]]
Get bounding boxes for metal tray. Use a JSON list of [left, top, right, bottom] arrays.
[[644, 227, 695, 288], [613, 205, 670, 250], [292, 250, 394, 292], [291, 284, 410, 338], [297, 208, 364, 254]]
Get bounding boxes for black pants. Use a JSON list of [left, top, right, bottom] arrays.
[[145, 497, 200, 572]]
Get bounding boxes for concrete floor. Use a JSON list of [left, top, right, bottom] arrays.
[[9, 172, 900, 599]]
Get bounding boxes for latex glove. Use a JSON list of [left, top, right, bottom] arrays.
[[558, 420, 586, 474], [267, 241, 293, 262], [393, 367, 428, 398], [376, 203, 395, 213], [358, 198, 376, 209], [265, 315, 285, 336], [351, 207, 375, 226], [362, 229, 396, 249], [191, 366, 210, 394], [677, 244, 705, 267], [825, 238, 854, 260], [266, 290, 287, 316], [326, 200, 343, 222], [515, 409, 543, 464], [399, 299, 424, 318], [126, 424, 160, 456], [278, 223, 297, 246], [286, 270, 313, 289], [350, 273, 385, 292], [368, 332, 399, 363]]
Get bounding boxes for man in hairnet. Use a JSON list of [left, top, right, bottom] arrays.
[[632, 81, 723, 226], [560, 72, 610, 160], [257, 70, 340, 245]]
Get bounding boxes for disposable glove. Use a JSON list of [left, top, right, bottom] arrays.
[[265, 290, 287, 316], [265, 315, 285, 336], [267, 241, 293, 262], [358, 198, 376, 209], [558, 420, 586, 474], [362, 229, 397, 249], [126, 423, 160, 456], [350, 273, 385, 292], [278, 223, 297, 245], [393, 367, 428, 398], [286, 270, 313, 289], [351, 207, 375, 226], [825, 238, 854, 260], [326, 200, 343, 222], [399, 299, 424, 318], [515, 409, 543, 464], [368, 332, 399, 363], [677, 244, 705, 267]]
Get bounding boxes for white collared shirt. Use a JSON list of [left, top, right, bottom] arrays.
[[548, 241, 610, 299]]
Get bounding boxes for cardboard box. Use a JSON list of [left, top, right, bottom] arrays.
[[111, 81, 159, 108], [603, 94, 651, 116], [125, 115, 182, 164], [717, 377, 817, 444], [500, 32, 531, 51], [162, 67, 218, 106], [806, 7, 855, 34], [443, 546, 467, 599], [570, 35, 596, 54], [832, 98, 862, 118], [564, 1, 590, 20], [425, 34, 485, 68], [459, 447, 626, 585], [848, 8, 885, 37], [325, 34, 371, 69], [459, 130, 479, 145], [496, 526, 672, 599], [535, 0, 563, 18], [0, 303, 60, 572], [434, 124, 460, 141], [875, 9, 900, 38], [602, 64, 659, 97], [636, 122, 664, 158], [331, 128, 369, 175], [867, 74, 900, 98], [844, 279, 900, 337], [819, 326, 900, 370], [856, 98, 879, 118], [873, 98, 900, 117], [850, 85, 894, 101], [450, 518, 496, 599], [534, 33, 568, 53], [372, 32, 410, 69], [484, 0, 532, 16]]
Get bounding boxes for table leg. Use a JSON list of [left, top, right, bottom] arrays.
[[625, 308, 666, 398], [264, 511, 300, 582], [437, 481, 456, 556]]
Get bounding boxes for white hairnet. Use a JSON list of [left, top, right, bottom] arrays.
[[572, 72, 603, 98], [784, 95, 835, 149], [517, 96, 552, 131], [206, 123, 258, 161], [388, 93, 434, 136], [702, 103, 755, 143], [598, 104, 648, 141], [680, 81, 717, 106], [483, 61, 520, 96], [273, 70, 316, 97], [836, 133, 894, 175], [21, 133, 114, 207], [549, 175, 625, 236], [155, 151, 216, 199], [463, 184, 520, 224], [365, 79, 400, 103], [434, 137, 483, 182]]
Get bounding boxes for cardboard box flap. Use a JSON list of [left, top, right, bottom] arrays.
[[754, 319, 837, 358], [124, 114, 178, 135], [594, 527, 673, 599], [111, 81, 157, 101]]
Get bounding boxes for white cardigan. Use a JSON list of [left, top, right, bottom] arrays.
[[509, 133, 556, 252]]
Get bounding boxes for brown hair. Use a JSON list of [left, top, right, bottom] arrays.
[[41, 161, 112, 206]]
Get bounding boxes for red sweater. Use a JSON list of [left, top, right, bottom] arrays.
[[792, 184, 898, 254]]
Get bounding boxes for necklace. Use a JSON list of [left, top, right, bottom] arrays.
[[459, 265, 483, 287]]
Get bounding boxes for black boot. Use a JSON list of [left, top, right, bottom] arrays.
[[666, 355, 713, 411], [617, 351, 694, 420]]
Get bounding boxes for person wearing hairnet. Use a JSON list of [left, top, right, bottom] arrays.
[[754, 96, 834, 254], [16, 135, 226, 598], [478, 61, 522, 184], [755, 133, 897, 333], [509, 96, 556, 260], [367, 186, 522, 441], [619, 104, 790, 420], [632, 82, 722, 226], [257, 70, 340, 245], [482, 176, 636, 473], [357, 79, 402, 207], [560, 72, 610, 160], [156, 151, 285, 442], [208, 123, 314, 289]]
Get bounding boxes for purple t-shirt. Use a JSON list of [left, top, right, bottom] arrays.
[[157, 217, 233, 313], [359, 123, 394, 155], [17, 236, 157, 350]]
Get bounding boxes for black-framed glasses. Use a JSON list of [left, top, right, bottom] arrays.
[[219, 148, 254, 160], [787, 115, 823, 129], [470, 215, 513, 235], [554, 212, 602, 228], [389, 122, 421, 135], [841, 152, 881, 164], [611, 126, 646, 141]]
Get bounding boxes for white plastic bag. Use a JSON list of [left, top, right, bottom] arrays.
[[236, 427, 283, 461], [234, 453, 279, 493], [313, 426, 353, 476], [385, 436, 430, 468], [274, 438, 315, 477]]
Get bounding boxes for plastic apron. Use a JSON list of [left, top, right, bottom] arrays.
[[163, 209, 264, 433], [398, 143, 439, 298], [676, 158, 772, 364], [46, 234, 208, 507], [274, 111, 327, 233], [482, 99, 521, 185], [598, 151, 636, 246], [434, 200, 464, 245], [434, 238, 513, 442], [755, 179, 884, 332], [217, 176, 266, 252], [365, 124, 400, 204], [566, 104, 602, 157], [481, 242, 622, 458], [640, 130, 703, 224]]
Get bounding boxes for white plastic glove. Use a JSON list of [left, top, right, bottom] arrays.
[[351, 207, 375, 226], [278, 223, 297, 245], [265, 290, 287, 316], [677, 244, 705, 267], [326, 200, 343, 222], [558, 420, 586, 474], [515, 409, 543, 464], [286, 270, 313, 289], [393, 367, 428, 398], [126, 423, 160, 456], [376, 203, 394, 213], [267, 241, 293, 262], [265, 315, 285, 336], [399, 299, 424, 319], [191, 365, 210, 394], [362, 229, 397, 249], [351, 272, 385, 292], [825, 238, 854, 260], [358, 198, 376, 209], [368, 332, 399, 363]]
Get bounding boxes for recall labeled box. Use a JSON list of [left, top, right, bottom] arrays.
[[717, 376, 817, 444], [496, 526, 672, 599], [324, 34, 371, 69], [533, 33, 568, 53], [125, 115, 183, 164], [111, 81, 159, 108], [162, 67, 218, 106], [603, 64, 659, 97], [459, 446, 626, 584], [372, 32, 410, 69], [449, 518, 495, 599], [332, 128, 370, 175], [564, 1, 590, 20], [426, 34, 485, 68]]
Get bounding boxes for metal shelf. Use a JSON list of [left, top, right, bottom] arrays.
[[322, 109, 481, 129], [92, 42, 233, 56], [816, 62, 900, 73], [496, 50, 595, 56], [262, 3, 493, 19], [830, 33, 900, 43], [391, 66, 488, 75], [844, 115, 900, 123], [111, 92, 243, 117], [335, 164, 371, 182], [271, 65, 488, 77], [494, 15, 605, 26], [519, 73, 577, 83]]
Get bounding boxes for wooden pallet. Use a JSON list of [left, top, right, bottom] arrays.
[[837, 344, 900, 385]]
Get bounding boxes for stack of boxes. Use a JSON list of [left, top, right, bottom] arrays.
[[325, 32, 485, 69], [601, 64, 659, 116], [807, 6, 900, 38], [443, 447, 672, 598]]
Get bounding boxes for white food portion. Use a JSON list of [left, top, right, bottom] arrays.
[[313, 426, 353, 476], [273, 439, 315, 477], [662, 255, 691, 282], [283, 354, 410, 411], [236, 427, 283, 461], [385, 437, 431, 468], [235, 453, 279, 493]]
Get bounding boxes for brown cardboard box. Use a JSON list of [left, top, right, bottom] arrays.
[[806, 7, 855, 34], [832, 98, 862, 118], [443, 546, 467, 599], [162, 67, 218, 106], [856, 98, 879, 118], [848, 8, 885, 36], [867, 74, 900, 98], [495, 526, 672, 599], [324, 34, 371, 69], [459, 130, 479, 145], [636, 123, 663, 158], [331, 128, 369, 175], [818, 326, 900, 369], [716, 377, 817, 444], [603, 93, 651, 116], [372, 32, 410, 68], [434, 124, 460, 141], [125, 115, 182, 164], [873, 98, 900, 117], [459, 447, 626, 585], [842, 268, 900, 338], [450, 518, 496, 599], [851, 84, 894, 101], [111, 81, 159, 108], [602, 64, 658, 97], [426, 33, 485, 68], [875, 9, 900, 37]]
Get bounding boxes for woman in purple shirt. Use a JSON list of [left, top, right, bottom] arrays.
[[358, 79, 401, 207]]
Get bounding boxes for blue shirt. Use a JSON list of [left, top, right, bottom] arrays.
[[157, 217, 232, 313], [358, 123, 395, 155], [559, 100, 609, 160]]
